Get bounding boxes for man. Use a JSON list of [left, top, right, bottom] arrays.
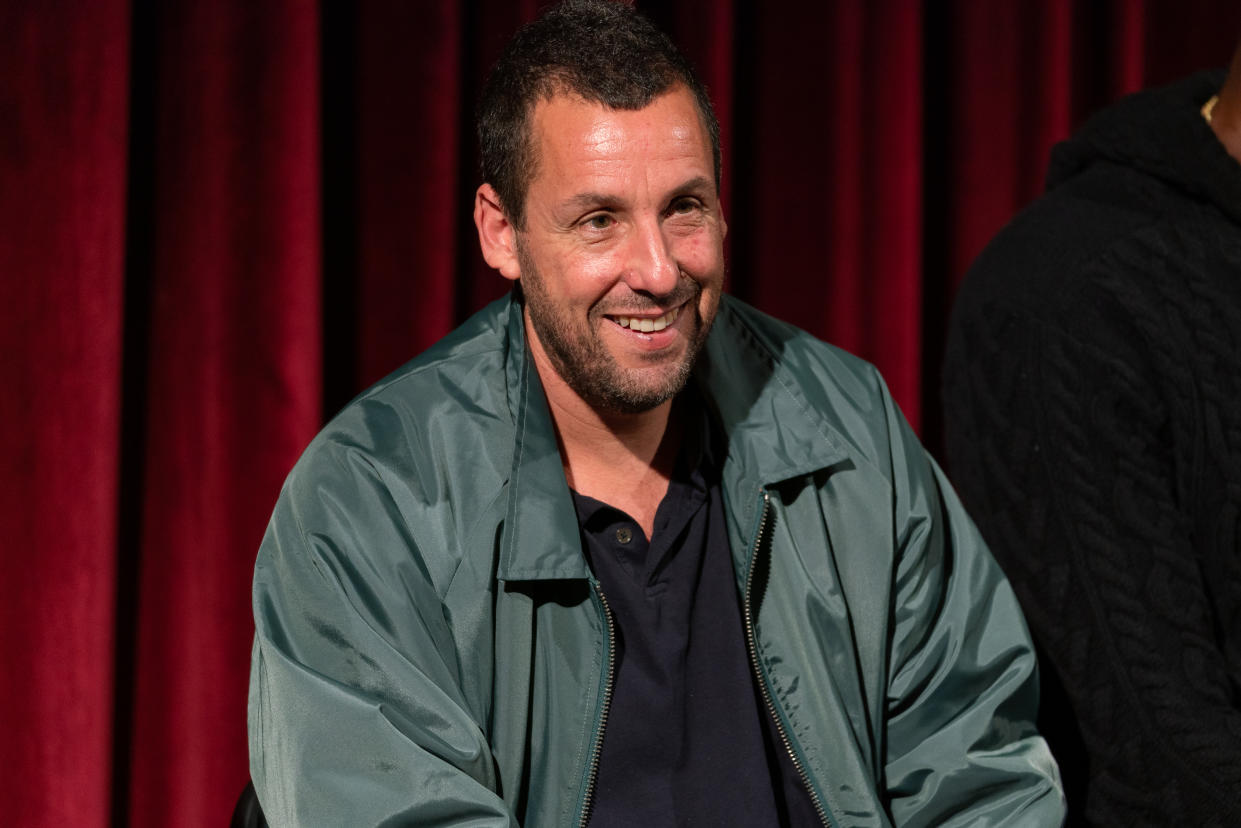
[[943, 43, 1241, 827], [249, 1, 1063, 825]]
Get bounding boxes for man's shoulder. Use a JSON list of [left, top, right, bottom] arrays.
[[283, 297, 518, 509], [958, 152, 1231, 327], [970, 170, 1158, 304], [718, 293, 874, 362], [353, 296, 516, 414], [951, 160, 1241, 377], [715, 295, 887, 407], [709, 296, 905, 477]]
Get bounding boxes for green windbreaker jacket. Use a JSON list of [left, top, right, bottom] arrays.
[[249, 294, 1065, 827]]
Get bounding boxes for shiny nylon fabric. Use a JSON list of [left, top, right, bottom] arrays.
[[250, 294, 1063, 826]]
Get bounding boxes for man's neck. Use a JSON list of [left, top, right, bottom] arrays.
[[526, 324, 680, 540], [1210, 43, 1241, 163]]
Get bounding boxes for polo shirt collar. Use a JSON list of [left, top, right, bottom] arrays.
[[497, 294, 856, 582]]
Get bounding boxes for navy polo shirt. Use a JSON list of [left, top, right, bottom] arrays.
[[571, 409, 819, 827]]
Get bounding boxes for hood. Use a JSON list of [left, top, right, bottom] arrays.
[[1046, 70, 1241, 226]]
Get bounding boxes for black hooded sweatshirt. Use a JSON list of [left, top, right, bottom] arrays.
[[943, 71, 1241, 827]]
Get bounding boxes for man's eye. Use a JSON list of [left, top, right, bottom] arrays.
[[669, 198, 700, 215], [584, 214, 614, 230]]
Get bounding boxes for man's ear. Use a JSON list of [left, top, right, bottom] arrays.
[[474, 183, 521, 282]]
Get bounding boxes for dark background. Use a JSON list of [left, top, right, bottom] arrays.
[[3, 1, 1239, 825]]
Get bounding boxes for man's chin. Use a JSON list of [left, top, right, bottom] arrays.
[[581, 361, 695, 415], [587, 319, 715, 413], [583, 388, 680, 416], [529, 303, 713, 415]]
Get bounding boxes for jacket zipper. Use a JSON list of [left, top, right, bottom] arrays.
[[578, 581, 616, 828], [742, 489, 833, 828]]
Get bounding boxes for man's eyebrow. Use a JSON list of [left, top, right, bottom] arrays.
[[559, 177, 716, 212], [674, 176, 714, 195], [560, 191, 618, 212]]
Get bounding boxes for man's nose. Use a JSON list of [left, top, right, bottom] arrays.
[[623, 218, 680, 297]]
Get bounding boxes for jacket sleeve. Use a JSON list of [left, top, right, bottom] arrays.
[[943, 300, 1241, 824], [247, 440, 518, 827], [877, 373, 1065, 827]]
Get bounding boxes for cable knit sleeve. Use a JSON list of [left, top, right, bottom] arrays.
[[942, 257, 1241, 826]]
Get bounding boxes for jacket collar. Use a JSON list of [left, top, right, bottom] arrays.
[[499, 298, 591, 581], [695, 299, 851, 485], [497, 294, 853, 582]]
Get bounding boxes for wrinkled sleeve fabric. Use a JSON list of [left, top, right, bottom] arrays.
[[943, 296, 1241, 825], [876, 373, 1065, 827], [248, 438, 517, 827]]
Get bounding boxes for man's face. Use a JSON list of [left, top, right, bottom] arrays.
[[514, 85, 726, 414]]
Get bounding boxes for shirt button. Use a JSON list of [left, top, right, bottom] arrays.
[[615, 526, 632, 544]]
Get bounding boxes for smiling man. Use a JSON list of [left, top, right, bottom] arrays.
[[247, 2, 1064, 826], [475, 82, 727, 545]]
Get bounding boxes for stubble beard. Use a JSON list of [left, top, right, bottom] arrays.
[[517, 245, 715, 415]]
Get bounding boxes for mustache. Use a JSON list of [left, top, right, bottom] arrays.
[[595, 276, 701, 315]]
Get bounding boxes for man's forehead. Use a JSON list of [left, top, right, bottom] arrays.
[[527, 87, 713, 180]]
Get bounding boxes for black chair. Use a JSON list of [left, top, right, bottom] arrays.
[[231, 780, 269, 828]]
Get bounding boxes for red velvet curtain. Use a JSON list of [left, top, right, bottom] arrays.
[[4, 1, 1238, 825]]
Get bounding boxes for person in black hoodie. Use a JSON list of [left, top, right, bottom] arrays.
[[942, 42, 1241, 827]]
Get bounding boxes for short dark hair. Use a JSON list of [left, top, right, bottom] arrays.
[[477, 0, 721, 229]]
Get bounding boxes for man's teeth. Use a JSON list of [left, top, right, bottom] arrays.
[[614, 306, 680, 332]]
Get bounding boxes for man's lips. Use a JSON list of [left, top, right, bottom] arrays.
[[607, 305, 682, 333]]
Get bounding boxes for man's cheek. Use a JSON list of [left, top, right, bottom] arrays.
[[677, 229, 724, 269]]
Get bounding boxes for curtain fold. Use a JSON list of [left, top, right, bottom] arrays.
[[3, 2, 1240, 825], [731, 0, 925, 425], [124, 2, 322, 823], [352, 1, 462, 386], [0, 3, 130, 826]]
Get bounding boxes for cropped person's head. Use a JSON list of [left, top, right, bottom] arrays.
[[476, 0, 721, 230]]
